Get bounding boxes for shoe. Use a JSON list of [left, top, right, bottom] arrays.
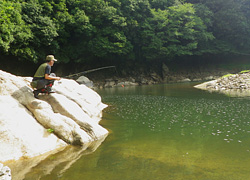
[[46, 87, 55, 94], [33, 90, 39, 98], [41, 88, 47, 94], [48, 90, 55, 94]]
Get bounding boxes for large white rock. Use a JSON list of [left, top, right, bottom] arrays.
[[0, 96, 66, 162], [0, 70, 108, 162]]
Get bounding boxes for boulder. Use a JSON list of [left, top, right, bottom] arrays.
[[150, 72, 162, 82], [76, 76, 94, 88], [116, 81, 139, 87], [177, 78, 191, 83], [0, 70, 108, 162], [204, 76, 215, 81], [0, 96, 66, 162], [192, 78, 202, 82], [162, 63, 169, 77], [104, 80, 116, 88]]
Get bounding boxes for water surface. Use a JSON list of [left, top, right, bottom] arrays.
[[28, 83, 250, 179]]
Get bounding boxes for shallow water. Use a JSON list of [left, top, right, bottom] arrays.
[[26, 83, 250, 180]]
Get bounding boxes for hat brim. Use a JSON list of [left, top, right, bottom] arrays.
[[53, 59, 57, 61]]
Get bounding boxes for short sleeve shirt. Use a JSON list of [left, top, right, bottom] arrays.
[[34, 63, 51, 78]]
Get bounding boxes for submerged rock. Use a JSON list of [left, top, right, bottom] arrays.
[[0, 70, 108, 162], [0, 163, 11, 180]]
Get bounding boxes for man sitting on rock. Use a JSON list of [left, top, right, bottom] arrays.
[[31, 55, 61, 98]]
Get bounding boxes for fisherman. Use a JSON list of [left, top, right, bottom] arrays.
[[31, 55, 61, 98]]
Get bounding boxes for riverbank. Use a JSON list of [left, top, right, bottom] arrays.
[[74, 56, 250, 89], [77, 64, 230, 89], [1, 56, 250, 89], [194, 71, 250, 97]]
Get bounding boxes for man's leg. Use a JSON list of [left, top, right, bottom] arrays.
[[33, 90, 40, 98], [45, 73, 56, 93], [45, 81, 55, 93], [33, 74, 57, 98], [33, 79, 47, 98]]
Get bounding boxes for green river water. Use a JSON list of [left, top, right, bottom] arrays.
[[27, 83, 250, 180]]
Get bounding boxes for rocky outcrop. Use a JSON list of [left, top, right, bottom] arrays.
[[0, 70, 108, 162], [194, 72, 250, 97], [0, 163, 11, 180]]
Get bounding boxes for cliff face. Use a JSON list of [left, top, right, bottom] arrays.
[[0, 70, 108, 162]]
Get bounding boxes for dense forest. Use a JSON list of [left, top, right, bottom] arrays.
[[1, 0, 250, 74]]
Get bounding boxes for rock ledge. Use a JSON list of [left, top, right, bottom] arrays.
[[0, 70, 108, 162]]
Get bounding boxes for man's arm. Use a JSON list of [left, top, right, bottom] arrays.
[[45, 74, 61, 80]]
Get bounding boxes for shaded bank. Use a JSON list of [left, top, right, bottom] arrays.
[[66, 56, 250, 88]]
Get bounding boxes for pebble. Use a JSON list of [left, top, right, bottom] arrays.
[[207, 72, 250, 90]]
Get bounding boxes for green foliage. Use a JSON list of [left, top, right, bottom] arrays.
[[187, 0, 250, 55], [149, 0, 177, 10], [240, 70, 250, 74], [83, 0, 133, 58], [0, 1, 32, 57], [140, 3, 213, 60], [47, 128, 54, 133], [1, 0, 250, 65]]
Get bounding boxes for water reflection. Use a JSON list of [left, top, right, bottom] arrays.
[[6, 137, 106, 180]]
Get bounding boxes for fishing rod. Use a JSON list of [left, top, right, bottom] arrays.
[[64, 65, 116, 78], [230, 51, 250, 56]]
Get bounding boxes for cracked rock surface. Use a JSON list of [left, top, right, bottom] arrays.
[[0, 70, 108, 162]]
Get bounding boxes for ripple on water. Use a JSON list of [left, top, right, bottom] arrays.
[[104, 95, 250, 149]]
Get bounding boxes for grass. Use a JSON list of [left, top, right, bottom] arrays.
[[221, 74, 235, 78], [239, 70, 250, 74], [221, 70, 250, 78], [47, 128, 54, 133]]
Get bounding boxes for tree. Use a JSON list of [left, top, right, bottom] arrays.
[[3, 0, 249, 66], [187, 0, 250, 55], [57, 0, 133, 63], [0, 1, 33, 60], [149, 0, 178, 10], [84, 0, 132, 59], [132, 3, 214, 60], [117, 0, 154, 61]]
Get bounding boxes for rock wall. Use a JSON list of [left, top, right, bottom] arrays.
[[0, 70, 108, 162]]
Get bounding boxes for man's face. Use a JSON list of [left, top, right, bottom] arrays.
[[49, 60, 55, 66]]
